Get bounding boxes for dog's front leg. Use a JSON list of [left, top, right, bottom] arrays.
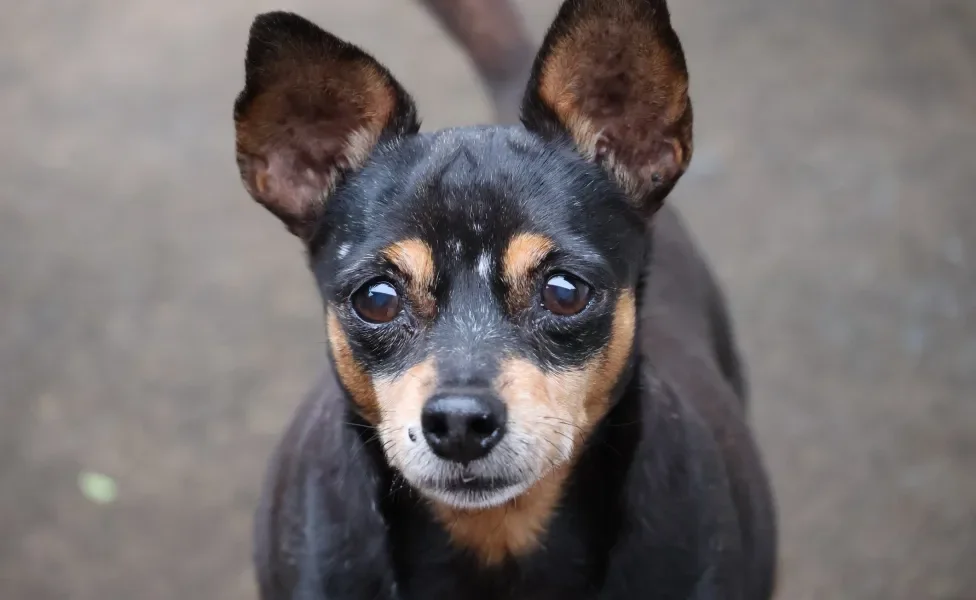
[[598, 476, 745, 600], [254, 386, 399, 600], [599, 381, 747, 600]]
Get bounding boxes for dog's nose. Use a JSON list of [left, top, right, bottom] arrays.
[[421, 392, 506, 464]]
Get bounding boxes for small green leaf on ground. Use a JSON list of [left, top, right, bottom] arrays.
[[78, 471, 118, 505]]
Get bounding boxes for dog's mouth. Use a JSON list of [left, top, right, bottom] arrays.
[[411, 467, 532, 509], [422, 476, 528, 509], [430, 471, 517, 493]]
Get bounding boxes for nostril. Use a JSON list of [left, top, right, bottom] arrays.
[[469, 414, 496, 437], [421, 410, 449, 438]]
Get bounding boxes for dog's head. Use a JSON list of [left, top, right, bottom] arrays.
[[234, 0, 691, 511]]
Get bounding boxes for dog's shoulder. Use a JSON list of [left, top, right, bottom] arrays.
[[253, 367, 398, 600], [636, 208, 777, 599], [640, 206, 753, 431], [641, 206, 742, 387]]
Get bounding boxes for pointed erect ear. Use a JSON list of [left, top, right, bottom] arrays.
[[234, 12, 419, 239], [521, 0, 692, 216]]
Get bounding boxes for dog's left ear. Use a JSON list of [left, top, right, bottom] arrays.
[[234, 12, 419, 240], [522, 0, 692, 216]]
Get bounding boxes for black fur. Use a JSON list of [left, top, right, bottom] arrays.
[[241, 3, 777, 599]]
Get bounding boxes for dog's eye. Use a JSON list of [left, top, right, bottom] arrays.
[[542, 273, 591, 316], [352, 280, 401, 324]]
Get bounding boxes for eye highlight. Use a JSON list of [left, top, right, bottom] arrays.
[[541, 273, 592, 316], [352, 279, 401, 323]]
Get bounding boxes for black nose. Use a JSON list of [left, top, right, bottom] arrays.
[[421, 392, 506, 464]]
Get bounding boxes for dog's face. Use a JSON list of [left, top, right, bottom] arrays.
[[317, 127, 644, 508], [234, 0, 692, 510]]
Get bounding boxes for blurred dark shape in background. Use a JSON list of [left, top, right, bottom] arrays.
[[420, 0, 534, 123], [0, 1, 973, 599]]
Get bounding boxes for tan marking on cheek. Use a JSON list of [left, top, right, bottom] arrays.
[[499, 358, 589, 447], [374, 358, 438, 473], [382, 239, 436, 318], [429, 290, 637, 564], [373, 358, 437, 429], [326, 309, 379, 423], [501, 233, 554, 311], [582, 290, 636, 424], [501, 290, 636, 440]]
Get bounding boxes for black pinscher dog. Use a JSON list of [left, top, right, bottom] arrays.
[[233, 1, 777, 598]]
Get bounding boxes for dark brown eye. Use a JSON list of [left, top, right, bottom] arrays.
[[542, 273, 591, 316], [352, 280, 401, 323]]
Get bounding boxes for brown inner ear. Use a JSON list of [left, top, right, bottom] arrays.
[[235, 57, 397, 237], [531, 0, 693, 211]]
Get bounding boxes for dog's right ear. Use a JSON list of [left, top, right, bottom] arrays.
[[234, 12, 419, 240], [521, 0, 692, 217]]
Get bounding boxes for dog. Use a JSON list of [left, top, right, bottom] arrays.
[[233, 0, 777, 598]]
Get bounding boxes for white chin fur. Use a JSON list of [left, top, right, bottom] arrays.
[[419, 479, 535, 510]]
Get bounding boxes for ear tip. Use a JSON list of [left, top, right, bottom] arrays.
[[245, 12, 298, 68], [249, 11, 315, 38], [245, 12, 338, 59], [244, 11, 363, 72], [552, 0, 674, 25]]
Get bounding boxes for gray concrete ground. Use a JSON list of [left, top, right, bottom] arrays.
[[1, 0, 974, 598]]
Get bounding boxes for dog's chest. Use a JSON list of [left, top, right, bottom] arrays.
[[389, 504, 605, 600], [395, 563, 600, 600]]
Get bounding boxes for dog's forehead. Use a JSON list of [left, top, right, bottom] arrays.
[[421, 130, 570, 264], [404, 126, 567, 232], [339, 127, 576, 251], [322, 124, 641, 284]]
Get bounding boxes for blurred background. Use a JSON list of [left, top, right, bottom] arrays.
[[1, 0, 974, 598]]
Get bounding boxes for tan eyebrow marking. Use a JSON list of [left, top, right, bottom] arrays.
[[381, 238, 436, 318], [501, 233, 555, 311]]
